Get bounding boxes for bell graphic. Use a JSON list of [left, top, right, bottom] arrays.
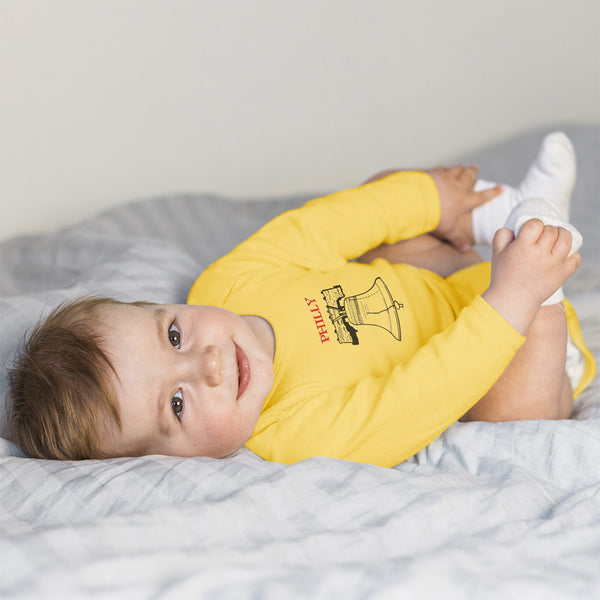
[[341, 277, 403, 340]]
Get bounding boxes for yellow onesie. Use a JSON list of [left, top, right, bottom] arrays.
[[188, 172, 596, 467]]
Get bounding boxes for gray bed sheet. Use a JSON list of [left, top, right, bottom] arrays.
[[0, 125, 598, 598]]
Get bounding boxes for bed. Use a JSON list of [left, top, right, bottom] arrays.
[[0, 125, 598, 599]]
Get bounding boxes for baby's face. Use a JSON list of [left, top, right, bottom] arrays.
[[98, 303, 275, 458]]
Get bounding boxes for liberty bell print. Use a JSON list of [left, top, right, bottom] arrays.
[[322, 277, 404, 344], [342, 277, 403, 340]]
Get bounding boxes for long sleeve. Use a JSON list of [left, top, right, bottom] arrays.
[[196, 172, 440, 277]]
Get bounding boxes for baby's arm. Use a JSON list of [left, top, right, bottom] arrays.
[[482, 219, 581, 334], [203, 172, 444, 275], [458, 220, 582, 422]]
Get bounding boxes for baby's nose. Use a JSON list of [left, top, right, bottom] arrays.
[[201, 345, 222, 387]]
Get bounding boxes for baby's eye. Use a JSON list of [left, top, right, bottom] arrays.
[[172, 390, 184, 418], [168, 322, 181, 348]]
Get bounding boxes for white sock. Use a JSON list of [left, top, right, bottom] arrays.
[[472, 132, 576, 245], [504, 198, 583, 306]]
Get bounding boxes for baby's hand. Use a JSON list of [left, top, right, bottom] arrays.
[[428, 165, 502, 252], [483, 220, 582, 334]]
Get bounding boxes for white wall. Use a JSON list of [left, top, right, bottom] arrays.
[[1, 0, 599, 240]]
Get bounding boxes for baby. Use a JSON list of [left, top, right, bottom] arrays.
[[7, 133, 596, 466]]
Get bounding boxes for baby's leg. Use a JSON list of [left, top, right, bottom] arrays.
[[462, 304, 573, 421], [356, 234, 481, 278]]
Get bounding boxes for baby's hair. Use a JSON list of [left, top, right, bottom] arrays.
[[6, 296, 143, 460]]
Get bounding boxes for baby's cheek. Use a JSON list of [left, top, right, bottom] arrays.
[[202, 409, 246, 455]]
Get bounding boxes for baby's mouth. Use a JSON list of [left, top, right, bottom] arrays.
[[235, 343, 250, 400]]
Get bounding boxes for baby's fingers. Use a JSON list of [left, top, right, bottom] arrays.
[[470, 184, 503, 208], [461, 165, 479, 181], [538, 224, 561, 250], [552, 227, 574, 256], [492, 227, 515, 254], [565, 251, 582, 278], [517, 218, 545, 243], [448, 165, 466, 177]]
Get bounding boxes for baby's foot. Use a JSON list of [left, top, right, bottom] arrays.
[[472, 132, 576, 245], [517, 131, 576, 220]]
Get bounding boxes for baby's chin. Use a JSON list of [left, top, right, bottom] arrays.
[[204, 441, 247, 459]]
